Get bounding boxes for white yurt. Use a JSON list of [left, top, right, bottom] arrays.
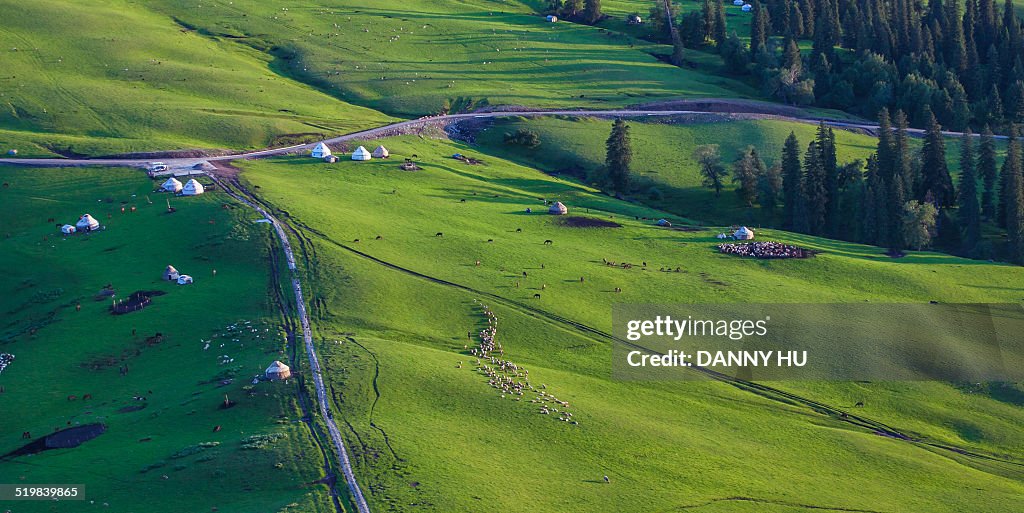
[[372, 145, 390, 158], [546, 15, 558, 22], [163, 265, 180, 281], [656, 218, 672, 227], [266, 360, 292, 380], [733, 0, 744, 5], [161, 177, 183, 193], [181, 179, 204, 196], [324, 155, 339, 163], [60, 224, 77, 234], [734, 226, 755, 240], [311, 142, 332, 159], [351, 146, 372, 161], [742, 3, 753, 11], [177, 274, 194, 285], [76, 214, 100, 231], [548, 201, 568, 215]]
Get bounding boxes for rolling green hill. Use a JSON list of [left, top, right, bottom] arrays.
[[234, 136, 1024, 512]]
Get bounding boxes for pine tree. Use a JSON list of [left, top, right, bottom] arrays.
[[605, 119, 632, 193], [893, 110, 916, 198], [998, 127, 1017, 227], [714, 0, 728, 44], [919, 108, 955, 206], [1007, 81, 1024, 123], [803, 140, 829, 234], [863, 155, 882, 244], [733, 146, 764, 206], [958, 129, 982, 255], [759, 162, 784, 217], [781, 131, 803, 229], [979, 125, 999, 219], [944, 0, 968, 71], [751, 1, 769, 55], [1004, 124, 1024, 263], [817, 123, 840, 236]]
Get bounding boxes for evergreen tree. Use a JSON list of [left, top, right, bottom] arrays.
[[694, 144, 729, 197], [733, 146, 765, 206], [998, 127, 1016, 227], [863, 155, 882, 244], [781, 131, 803, 229], [919, 109, 956, 206], [979, 125, 999, 219], [702, 0, 715, 42], [751, 1, 769, 55], [803, 140, 829, 234], [893, 110, 917, 198], [817, 123, 841, 236], [605, 119, 632, 193], [838, 159, 866, 241], [1004, 124, 1024, 263], [714, 0, 728, 44], [958, 129, 982, 255], [759, 162, 784, 217], [1008, 81, 1024, 123]]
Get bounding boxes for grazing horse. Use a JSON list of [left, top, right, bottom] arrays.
[[515, 228, 522, 233], [353, 239, 360, 243], [533, 293, 541, 298], [460, 199, 466, 202], [213, 425, 222, 432], [82, 394, 92, 400], [435, 232, 443, 237], [487, 239, 493, 243], [543, 239, 553, 245], [522, 271, 528, 277], [67, 395, 77, 401], [375, 235, 383, 240], [855, 401, 865, 407]]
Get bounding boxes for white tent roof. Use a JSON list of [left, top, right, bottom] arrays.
[[266, 360, 290, 373], [177, 274, 193, 284], [61, 224, 76, 233], [311, 142, 332, 158], [162, 177, 183, 192], [734, 226, 754, 239], [182, 179, 205, 195], [76, 214, 99, 230], [351, 146, 372, 160], [548, 201, 568, 215], [372, 145, 389, 158]]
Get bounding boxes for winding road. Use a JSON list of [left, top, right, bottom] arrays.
[[0, 108, 1003, 175]]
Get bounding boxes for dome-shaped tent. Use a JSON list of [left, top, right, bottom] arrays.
[[161, 177, 183, 193], [324, 155, 339, 163], [163, 265, 180, 281], [181, 179, 204, 196], [60, 224, 77, 234], [656, 218, 672, 227], [741, 3, 752, 11], [734, 226, 755, 240], [266, 360, 292, 380], [76, 214, 100, 231], [351, 146, 372, 161], [548, 201, 568, 215], [310, 142, 332, 159], [177, 275, 193, 285], [372, 145, 390, 158]]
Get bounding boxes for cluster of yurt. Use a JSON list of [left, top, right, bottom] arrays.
[[548, 201, 568, 215], [160, 176, 204, 196], [311, 142, 390, 162], [265, 360, 292, 380], [163, 265, 193, 285], [58, 214, 100, 234]]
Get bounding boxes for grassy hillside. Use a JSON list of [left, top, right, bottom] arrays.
[[236, 136, 1024, 512], [0, 0, 394, 157], [0, 167, 333, 512], [474, 116, 1000, 225], [149, 0, 759, 116]]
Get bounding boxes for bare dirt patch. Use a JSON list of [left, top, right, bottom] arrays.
[[558, 216, 622, 228]]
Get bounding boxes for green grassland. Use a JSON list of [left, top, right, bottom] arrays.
[[149, 0, 759, 117], [0, 167, 333, 512], [0, 0, 395, 157], [236, 136, 1024, 511], [474, 116, 997, 225]]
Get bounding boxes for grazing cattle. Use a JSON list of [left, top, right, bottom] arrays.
[[487, 239, 493, 243], [541, 284, 547, 290], [533, 293, 541, 298], [603, 475, 610, 483], [213, 425, 222, 432], [580, 277, 585, 283], [460, 199, 466, 202], [82, 394, 92, 400], [522, 271, 528, 277], [47, 217, 55, 223], [375, 235, 383, 240], [22, 431, 31, 439], [543, 239, 553, 245], [516, 228, 522, 232], [855, 401, 865, 407], [67, 395, 77, 401], [435, 232, 443, 237], [353, 239, 360, 243]]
